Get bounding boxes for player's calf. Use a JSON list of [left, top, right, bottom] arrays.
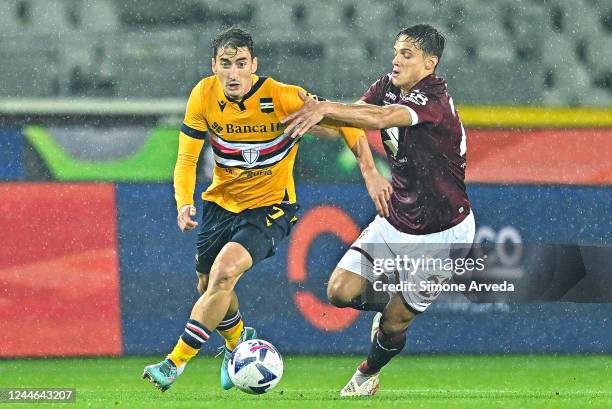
[[379, 303, 415, 335], [360, 328, 407, 375], [341, 294, 414, 396], [193, 269, 252, 391], [361, 295, 414, 373]]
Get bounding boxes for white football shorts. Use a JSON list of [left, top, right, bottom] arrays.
[[337, 211, 475, 313]]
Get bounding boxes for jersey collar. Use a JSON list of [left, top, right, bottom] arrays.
[[225, 75, 268, 111]]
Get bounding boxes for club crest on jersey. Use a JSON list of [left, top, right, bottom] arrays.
[[242, 148, 260, 164], [260, 98, 274, 113]]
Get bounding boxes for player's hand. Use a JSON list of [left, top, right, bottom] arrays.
[[282, 91, 326, 139], [177, 205, 198, 231], [363, 169, 393, 218]]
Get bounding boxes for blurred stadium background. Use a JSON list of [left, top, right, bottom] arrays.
[[1, 0, 611, 103], [0, 0, 611, 407]]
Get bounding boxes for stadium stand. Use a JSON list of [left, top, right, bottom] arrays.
[[0, 0, 610, 105]]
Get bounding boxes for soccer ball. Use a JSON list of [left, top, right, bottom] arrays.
[[228, 339, 283, 394]]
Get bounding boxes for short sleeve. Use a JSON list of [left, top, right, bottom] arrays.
[[339, 127, 365, 148], [360, 75, 387, 106], [181, 81, 209, 139], [272, 81, 310, 117], [397, 89, 443, 126]]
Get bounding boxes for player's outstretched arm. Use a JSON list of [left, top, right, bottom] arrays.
[[351, 136, 393, 218], [283, 92, 414, 138]]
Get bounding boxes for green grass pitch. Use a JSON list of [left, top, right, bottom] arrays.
[[1, 355, 610, 408]]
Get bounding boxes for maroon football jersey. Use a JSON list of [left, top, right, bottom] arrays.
[[361, 73, 471, 235]]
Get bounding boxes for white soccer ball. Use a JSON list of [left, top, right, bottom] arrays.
[[228, 339, 283, 394]]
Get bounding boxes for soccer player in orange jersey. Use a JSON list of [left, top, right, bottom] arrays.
[[142, 27, 391, 392]]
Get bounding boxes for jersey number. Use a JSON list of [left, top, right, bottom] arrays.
[[266, 206, 285, 227]]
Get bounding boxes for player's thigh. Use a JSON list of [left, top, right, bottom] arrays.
[[208, 242, 253, 291], [380, 293, 417, 335], [327, 267, 369, 302]]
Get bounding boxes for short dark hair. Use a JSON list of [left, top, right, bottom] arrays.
[[396, 24, 445, 62], [212, 27, 255, 59]]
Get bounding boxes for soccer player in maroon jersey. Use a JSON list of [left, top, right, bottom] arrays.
[[284, 25, 475, 396]]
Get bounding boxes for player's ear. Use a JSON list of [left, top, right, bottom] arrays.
[[425, 55, 438, 71], [211, 57, 217, 74], [251, 57, 258, 74]]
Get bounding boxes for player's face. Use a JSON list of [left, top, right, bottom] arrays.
[[212, 47, 258, 99], [391, 36, 437, 91]]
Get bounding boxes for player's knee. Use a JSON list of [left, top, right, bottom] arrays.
[[209, 261, 243, 292]]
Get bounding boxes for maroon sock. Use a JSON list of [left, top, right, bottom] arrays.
[[360, 329, 406, 374]]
